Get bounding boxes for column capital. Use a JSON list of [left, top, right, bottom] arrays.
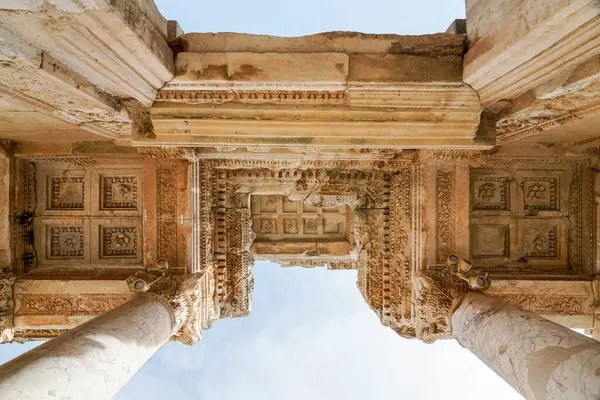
[[414, 255, 492, 343], [128, 272, 204, 345], [0, 274, 16, 343], [414, 270, 471, 343]]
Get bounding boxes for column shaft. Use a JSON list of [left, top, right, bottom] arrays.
[[0, 294, 175, 400], [453, 292, 600, 400]]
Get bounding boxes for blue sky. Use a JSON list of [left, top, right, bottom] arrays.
[[0, 1, 524, 399], [156, 0, 466, 36], [115, 262, 521, 400]]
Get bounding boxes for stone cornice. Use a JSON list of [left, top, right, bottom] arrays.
[[464, 0, 600, 106], [0, 0, 173, 106]]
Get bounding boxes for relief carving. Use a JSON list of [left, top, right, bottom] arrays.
[[414, 271, 469, 343], [49, 226, 84, 259], [50, 177, 84, 209], [489, 294, 589, 315], [471, 158, 589, 276], [15, 294, 132, 316], [522, 227, 558, 259], [101, 226, 139, 258], [101, 176, 138, 210], [436, 168, 456, 263], [157, 160, 178, 266], [0, 275, 16, 343], [522, 177, 558, 211], [22, 156, 97, 168], [156, 89, 346, 104], [495, 114, 577, 143], [472, 176, 509, 210]]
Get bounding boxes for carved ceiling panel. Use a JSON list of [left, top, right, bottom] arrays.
[[32, 162, 145, 268], [469, 158, 592, 277], [251, 195, 352, 242]]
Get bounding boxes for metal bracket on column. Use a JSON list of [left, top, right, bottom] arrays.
[[126, 259, 171, 293], [446, 255, 491, 291]]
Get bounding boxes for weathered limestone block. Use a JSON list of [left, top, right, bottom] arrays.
[[0, 0, 174, 105], [465, 0, 600, 106], [487, 280, 595, 329], [177, 32, 466, 55], [492, 56, 600, 144], [0, 28, 131, 139], [147, 33, 483, 151], [175, 52, 349, 84]]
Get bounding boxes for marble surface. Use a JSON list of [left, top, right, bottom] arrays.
[[453, 292, 600, 400], [0, 294, 174, 399]]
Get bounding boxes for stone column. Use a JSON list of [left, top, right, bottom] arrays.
[[453, 292, 600, 400], [0, 273, 203, 400]]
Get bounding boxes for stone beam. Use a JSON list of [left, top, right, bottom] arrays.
[[0, 0, 174, 106], [464, 0, 600, 145], [0, 27, 130, 139], [141, 33, 485, 151], [464, 0, 600, 107], [493, 55, 600, 144]]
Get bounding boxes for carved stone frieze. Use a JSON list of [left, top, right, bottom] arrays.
[[19, 156, 97, 168], [157, 159, 178, 266], [15, 294, 132, 317], [137, 147, 200, 162], [156, 89, 347, 104], [197, 158, 417, 333], [11, 329, 67, 343], [0, 274, 16, 343], [436, 168, 456, 263], [489, 293, 589, 316], [419, 149, 485, 165]]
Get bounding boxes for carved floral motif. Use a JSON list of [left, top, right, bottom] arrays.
[[436, 168, 456, 263], [157, 160, 178, 265], [16, 294, 132, 316], [0, 275, 16, 343], [101, 227, 138, 258], [49, 227, 84, 258], [102, 176, 138, 210]]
